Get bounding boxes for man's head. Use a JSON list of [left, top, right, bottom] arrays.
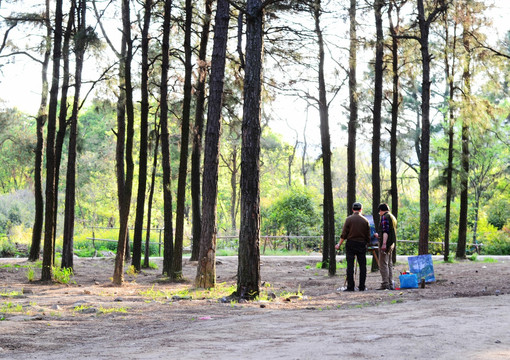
[[352, 202, 362, 212], [378, 203, 389, 214]]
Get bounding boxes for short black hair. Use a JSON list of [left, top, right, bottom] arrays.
[[352, 202, 362, 210], [378, 203, 389, 212]]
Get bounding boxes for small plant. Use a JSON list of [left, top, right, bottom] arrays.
[[148, 261, 158, 270], [483, 257, 498, 263], [98, 306, 128, 314], [1, 301, 23, 313], [26, 267, 35, 282], [126, 265, 138, 278], [305, 265, 311, 269], [53, 266, 76, 285], [0, 289, 23, 297], [469, 253, 478, 262], [74, 304, 92, 312]]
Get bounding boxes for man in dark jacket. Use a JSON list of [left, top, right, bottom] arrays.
[[335, 202, 371, 291], [375, 203, 397, 290]]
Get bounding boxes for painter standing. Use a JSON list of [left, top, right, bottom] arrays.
[[375, 203, 397, 290]]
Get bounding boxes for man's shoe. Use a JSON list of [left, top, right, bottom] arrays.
[[376, 285, 389, 290], [359, 288, 366, 291], [343, 288, 355, 292]]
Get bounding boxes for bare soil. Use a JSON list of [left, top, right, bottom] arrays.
[[1, 255, 509, 359]]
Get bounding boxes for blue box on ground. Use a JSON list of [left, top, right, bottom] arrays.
[[399, 273, 418, 288]]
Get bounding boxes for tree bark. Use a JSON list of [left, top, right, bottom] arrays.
[[388, 0, 401, 264], [372, 0, 383, 228], [161, 0, 175, 277], [190, 0, 214, 261], [195, 0, 230, 288], [62, 0, 86, 269], [388, 0, 400, 221], [416, 0, 447, 255], [41, 0, 64, 281], [236, 0, 263, 299], [173, 0, 193, 280], [53, 1, 75, 268], [144, 126, 160, 268], [132, 0, 153, 271], [312, 0, 336, 276], [443, 12, 457, 262], [29, 0, 51, 262], [113, 0, 135, 285], [347, 0, 357, 218]]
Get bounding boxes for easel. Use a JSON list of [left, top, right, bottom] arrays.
[[367, 245, 380, 272]]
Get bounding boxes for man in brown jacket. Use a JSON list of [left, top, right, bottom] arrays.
[[335, 202, 371, 291]]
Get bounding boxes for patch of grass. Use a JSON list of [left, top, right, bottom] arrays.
[[74, 304, 92, 312], [469, 253, 478, 262], [0, 301, 24, 314], [483, 257, 498, 263], [98, 306, 128, 314], [126, 265, 138, 278], [139, 282, 237, 303], [26, 267, 35, 282], [0, 289, 23, 297], [216, 249, 237, 256], [0, 261, 42, 269], [52, 266, 76, 285]]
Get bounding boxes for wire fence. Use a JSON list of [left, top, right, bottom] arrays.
[[84, 228, 483, 256]]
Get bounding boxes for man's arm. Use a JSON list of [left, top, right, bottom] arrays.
[[335, 238, 345, 250]]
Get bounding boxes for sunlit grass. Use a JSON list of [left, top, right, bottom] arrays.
[[139, 282, 237, 302]]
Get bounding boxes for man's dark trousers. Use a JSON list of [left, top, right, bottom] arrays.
[[345, 240, 367, 290]]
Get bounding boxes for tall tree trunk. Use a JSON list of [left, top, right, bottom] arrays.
[[416, 0, 447, 255], [161, 0, 175, 277], [29, 0, 51, 262], [457, 120, 469, 259], [53, 2, 75, 267], [443, 14, 457, 262], [113, 0, 135, 285], [41, 0, 64, 281], [190, 0, 214, 261], [144, 126, 160, 268], [195, 0, 230, 288], [457, 21, 472, 260], [62, 0, 86, 269], [372, 0, 383, 228], [229, 148, 239, 231], [132, 0, 153, 271], [346, 0, 357, 217], [312, 0, 336, 276], [173, 0, 193, 280], [388, 0, 400, 264], [236, 0, 263, 299], [388, 0, 400, 221]]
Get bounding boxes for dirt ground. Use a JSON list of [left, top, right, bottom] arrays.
[[1, 254, 509, 359]]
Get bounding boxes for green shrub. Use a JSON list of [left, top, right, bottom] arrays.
[[0, 238, 16, 257]]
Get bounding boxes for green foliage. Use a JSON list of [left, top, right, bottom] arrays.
[[476, 217, 510, 255], [0, 237, 16, 257], [487, 197, 510, 230], [262, 185, 321, 242], [26, 267, 34, 282], [52, 267, 76, 285], [0, 301, 23, 314]]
